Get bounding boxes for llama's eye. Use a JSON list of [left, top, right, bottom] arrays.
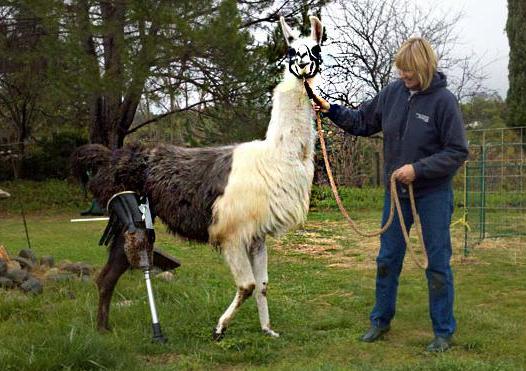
[[311, 45, 321, 57], [287, 48, 296, 58]]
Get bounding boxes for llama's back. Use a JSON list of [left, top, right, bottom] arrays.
[[71, 143, 235, 243], [145, 144, 235, 242]]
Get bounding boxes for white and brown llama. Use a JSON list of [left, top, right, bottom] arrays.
[[71, 16, 324, 340]]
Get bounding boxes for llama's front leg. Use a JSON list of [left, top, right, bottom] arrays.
[[96, 235, 130, 332], [213, 245, 255, 341], [250, 238, 279, 337]]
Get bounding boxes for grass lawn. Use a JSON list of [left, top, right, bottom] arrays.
[[0, 181, 524, 370]]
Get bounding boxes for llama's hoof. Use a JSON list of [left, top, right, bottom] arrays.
[[263, 328, 280, 338], [212, 327, 226, 341], [97, 325, 112, 333]]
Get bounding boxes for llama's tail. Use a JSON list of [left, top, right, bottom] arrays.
[[70, 143, 149, 205]]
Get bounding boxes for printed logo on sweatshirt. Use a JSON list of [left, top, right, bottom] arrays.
[[416, 112, 430, 123]]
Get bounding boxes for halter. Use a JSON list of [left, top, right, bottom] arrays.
[[288, 44, 322, 79]]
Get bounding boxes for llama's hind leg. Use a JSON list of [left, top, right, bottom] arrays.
[[250, 238, 279, 337], [96, 234, 130, 332], [213, 244, 256, 341]]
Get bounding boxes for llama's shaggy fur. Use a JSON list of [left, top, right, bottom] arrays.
[[71, 16, 324, 339]]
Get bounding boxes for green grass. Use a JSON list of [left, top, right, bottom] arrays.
[[0, 179, 87, 214], [0, 182, 525, 370]]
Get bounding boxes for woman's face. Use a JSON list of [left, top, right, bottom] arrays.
[[399, 69, 421, 90]]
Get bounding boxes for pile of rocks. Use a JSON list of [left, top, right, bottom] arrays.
[[0, 246, 94, 295]]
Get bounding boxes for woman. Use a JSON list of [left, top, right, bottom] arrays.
[[312, 37, 468, 352]]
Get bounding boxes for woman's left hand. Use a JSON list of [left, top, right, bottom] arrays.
[[394, 164, 416, 184]]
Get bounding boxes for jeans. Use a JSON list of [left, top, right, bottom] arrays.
[[369, 187, 456, 338]]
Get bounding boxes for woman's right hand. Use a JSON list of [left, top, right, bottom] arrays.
[[312, 94, 330, 113]]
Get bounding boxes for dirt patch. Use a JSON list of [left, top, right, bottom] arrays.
[[274, 219, 495, 271], [273, 220, 382, 270]]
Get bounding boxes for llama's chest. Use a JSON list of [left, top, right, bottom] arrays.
[[260, 151, 315, 233], [209, 142, 314, 244]]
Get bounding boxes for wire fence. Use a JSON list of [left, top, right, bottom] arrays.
[[462, 127, 525, 264]]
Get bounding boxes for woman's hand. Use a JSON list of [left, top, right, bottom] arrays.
[[394, 164, 416, 185], [304, 80, 330, 113], [312, 94, 330, 113]]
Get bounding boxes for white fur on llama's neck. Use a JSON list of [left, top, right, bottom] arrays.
[[209, 74, 318, 246], [265, 74, 316, 160]]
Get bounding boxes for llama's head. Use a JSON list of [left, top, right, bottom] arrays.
[[280, 16, 324, 79]]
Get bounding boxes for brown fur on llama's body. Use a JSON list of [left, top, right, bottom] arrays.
[[71, 15, 324, 340], [72, 143, 234, 243]]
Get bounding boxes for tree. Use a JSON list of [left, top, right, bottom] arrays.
[[506, 0, 526, 138], [321, 0, 486, 106], [0, 2, 51, 177], [461, 93, 506, 129], [60, 0, 330, 149], [127, 0, 330, 146]]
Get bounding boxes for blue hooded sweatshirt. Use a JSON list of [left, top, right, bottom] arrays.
[[325, 72, 469, 197]]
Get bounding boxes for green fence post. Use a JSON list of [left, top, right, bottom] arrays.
[[479, 145, 486, 240], [464, 162, 470, 256]]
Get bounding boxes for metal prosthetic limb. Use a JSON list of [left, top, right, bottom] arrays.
[[143, 267, 165, 342], [100, 192, 167, 343], [138, 197, 166, 343]]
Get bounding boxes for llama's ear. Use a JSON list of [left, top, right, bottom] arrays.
[[280, 16, 295, 45], [310, 16, 323, 44]]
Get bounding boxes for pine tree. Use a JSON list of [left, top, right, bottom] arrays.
[[506, 0, 526, 135]]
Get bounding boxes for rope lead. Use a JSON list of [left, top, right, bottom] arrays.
[[308, 81, 428, 269]]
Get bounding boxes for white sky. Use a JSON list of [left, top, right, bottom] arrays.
[[410, 0, 509, 98]]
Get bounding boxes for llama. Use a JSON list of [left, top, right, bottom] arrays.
[[71, 16, 323, 340]]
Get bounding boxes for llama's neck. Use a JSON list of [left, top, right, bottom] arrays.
[[265, 75, 316, 158]]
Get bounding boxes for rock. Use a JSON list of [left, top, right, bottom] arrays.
[[156, 271, 175, 282], [78, 263, 93, 276], [47, 272, 76, 282], [13, 256, 34, 271], [39, 256, 55, 268], [19, 277, 43, 295], [61, 262, 92, 276], [7, 260, 21, 271], [0, 260, 7, 276], [6, 268, 29, 284], [0, 276, 15, 289], [60, 263, 78, 273], [44, 267, 60, 278], [18, 249, 37, 263], [0, 245, 10, 261], [58, 260, 72, 269]]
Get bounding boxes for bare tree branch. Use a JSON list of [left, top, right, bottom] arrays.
[[126, 98, 217, 135]]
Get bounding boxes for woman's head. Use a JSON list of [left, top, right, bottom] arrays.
[[394, 37, 437, 91]]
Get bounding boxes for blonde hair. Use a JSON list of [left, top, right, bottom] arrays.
[[394, 37, 437, 91]]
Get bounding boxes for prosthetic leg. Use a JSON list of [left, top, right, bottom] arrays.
[[99, 191, 167, 343]]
